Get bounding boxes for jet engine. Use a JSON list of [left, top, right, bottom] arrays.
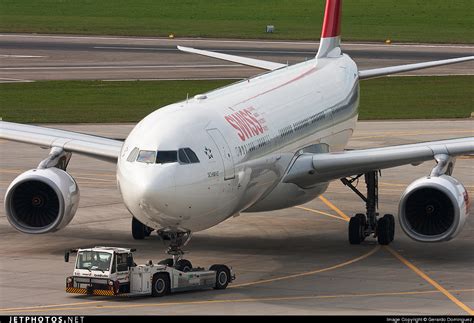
[[399, 175, 469, 242], [4, 168, 80, 234]]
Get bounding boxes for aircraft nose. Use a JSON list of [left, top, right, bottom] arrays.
[[119, 164, 179, 227]]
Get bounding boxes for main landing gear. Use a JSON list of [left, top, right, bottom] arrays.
[[341, 171, 395, 245]]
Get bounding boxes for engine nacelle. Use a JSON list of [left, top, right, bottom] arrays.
[[399, 175, 469, 243], [4, 168, 80, 234]]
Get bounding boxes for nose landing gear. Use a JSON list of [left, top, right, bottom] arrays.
[[342, 171, 395, 245], [157, 229, 194, 270]]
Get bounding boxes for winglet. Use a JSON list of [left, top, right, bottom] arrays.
[[316, 0, 343, 59]]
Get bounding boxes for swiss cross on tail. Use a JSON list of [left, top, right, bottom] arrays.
[[316, 0, 343, 59]]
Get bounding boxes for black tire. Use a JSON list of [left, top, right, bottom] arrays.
[[175, 259, 192, 272], [158, 258, 174, 267], [354, 213, 367, 242], [376, 215, 391, 245], [384, 214, 395, 242], [349, 216, 363, 244], [131, 217, 146, 240], [152, 273, 170, 297], [210, 265, 231, 290]]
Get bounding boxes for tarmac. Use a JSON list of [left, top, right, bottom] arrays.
[[0, 120, 473, 315], [0, 34, 473, 82]]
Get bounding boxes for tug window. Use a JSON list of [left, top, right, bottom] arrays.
[[156, 151, 178, 164]]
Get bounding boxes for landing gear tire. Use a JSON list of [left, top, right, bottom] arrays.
[[349, 215, 365, 244], [175, 259, 192, 272], [158, 258, 174, 267], [386, 213, 395, 242], [377, 214, 395, 245], [152, 273, 170, 297], [131, 217, 153, 240], [210, 265, 231, 290], [355, 213, 367, 242]]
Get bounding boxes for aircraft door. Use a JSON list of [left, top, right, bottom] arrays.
[[206, 128, 235, 180]]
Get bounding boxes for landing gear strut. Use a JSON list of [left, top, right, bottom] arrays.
[[157, 229, 193, 271], [342, 171, 395, 245]]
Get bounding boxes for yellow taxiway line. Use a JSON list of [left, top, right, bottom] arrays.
[[294, 206, 348, 222], [231, 245, 380, 288], [385, 246, 474, 315], [0, 289, 473, 314], [301, 198, 474, 315], [318, 196, 351, 221]]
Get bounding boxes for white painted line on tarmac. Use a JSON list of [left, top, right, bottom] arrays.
[[95, 45, 313, 55], [94, 46, 176, 51], [102, 77, 242, 81], [0, 77, 34, 83], [0, 64, 240, 70], [0, 54, 46, 58], [1, 34, 473, 49]]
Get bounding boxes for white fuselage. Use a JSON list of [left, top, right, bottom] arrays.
[[117, 54, 359, 232]]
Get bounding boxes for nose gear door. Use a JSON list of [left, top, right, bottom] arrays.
[[206, 128, 235, 180]]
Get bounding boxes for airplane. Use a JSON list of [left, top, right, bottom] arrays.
[[1, 0, 473, 268]]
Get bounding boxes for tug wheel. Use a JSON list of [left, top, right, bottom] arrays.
[[152, 273, 170, 297], [210, 265, 231, 290]]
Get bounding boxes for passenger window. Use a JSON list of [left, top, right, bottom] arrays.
[[137, 150, 156, 164], [178, 149, 190, 164], [126, 147, 139, 162], [156, 151, 178, 164], [184, 148, 200, 163]]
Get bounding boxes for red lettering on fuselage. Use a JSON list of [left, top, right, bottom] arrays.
[[224, 115, 246, 141], [225, 108, 265, 141]]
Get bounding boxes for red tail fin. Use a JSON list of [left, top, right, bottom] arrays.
[[316, 0, 343, 58]]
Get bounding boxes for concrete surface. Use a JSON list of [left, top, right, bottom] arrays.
[[0, 34, 473, 82], [0, 120, 473, 315]]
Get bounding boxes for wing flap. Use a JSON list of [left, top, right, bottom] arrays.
[[358, 56, 474, 80], [0, 121, 123, 162], [283, 137, 474, 188], [177, 46, 286, 71]]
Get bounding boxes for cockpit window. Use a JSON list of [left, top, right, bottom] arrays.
[[137, 150, 156, 164], [126, 147, 139, 162], [178, 149, 190, 164], [178, 148, 200, 164], [184, 148, 200, 163], [156, 151, 178, 164]]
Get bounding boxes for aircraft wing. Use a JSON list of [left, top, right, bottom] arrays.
[[358, 56, 474, 80], [0, 121, 123, 162], [283, 137, 474, 188], [177, 46, 286, 71]]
